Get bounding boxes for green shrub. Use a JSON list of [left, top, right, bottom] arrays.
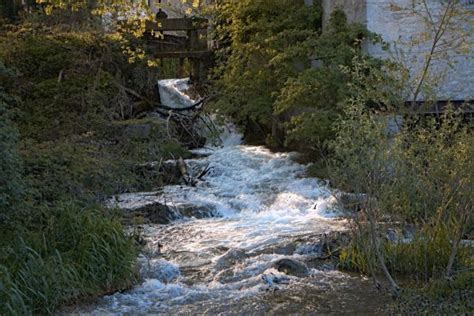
[[339, 225, 473, 282], [210, 4, 381, 155], [331, 56, 473, 291]]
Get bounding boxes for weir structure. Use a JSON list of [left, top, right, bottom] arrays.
[[145, 3, 211, 82]]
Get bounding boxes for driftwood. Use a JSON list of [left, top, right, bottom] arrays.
[[177, 157, 191, 185], [155, 99, 205, 112], [176, 156, 211, 186]]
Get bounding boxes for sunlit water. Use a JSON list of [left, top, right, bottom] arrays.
[[74, 79, 388, 315]]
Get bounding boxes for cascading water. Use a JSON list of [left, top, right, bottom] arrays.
[[78, 79, 388, 315]]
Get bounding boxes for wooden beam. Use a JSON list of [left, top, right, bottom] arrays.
[[146, 18, 208, 32], [152, 50, 210, 59]]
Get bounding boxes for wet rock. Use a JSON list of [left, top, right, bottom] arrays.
[[304, 232, 352, 259], [214, 248, 248, 271], [179, 204, 218, 219], [272, 258, 309, 277], [124, 202, 178, 225], [261, 269, 290, 287], [140, 258, 181, 283]]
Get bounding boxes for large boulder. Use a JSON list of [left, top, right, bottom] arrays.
[[123, 202, 178, 225], [179, 204, 218, 219], [272, 258, 309, 277]]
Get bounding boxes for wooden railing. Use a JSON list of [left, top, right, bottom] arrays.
[[145, 17, 210, 59]]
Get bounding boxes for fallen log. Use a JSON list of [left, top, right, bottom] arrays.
[[154, 98, 205, 112]]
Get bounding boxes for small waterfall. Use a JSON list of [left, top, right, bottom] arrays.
[[157, 78, 197, 109]]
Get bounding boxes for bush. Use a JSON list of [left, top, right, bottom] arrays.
[[339, 225, 472, 282], [331, 56, 473, 293]]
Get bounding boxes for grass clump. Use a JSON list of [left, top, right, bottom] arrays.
[[0, 202, 138, 315], [339, 225, 473, 283], [388, 271, 474, 315]]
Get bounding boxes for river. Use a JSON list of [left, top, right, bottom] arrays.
[[76, 79, 388, 315]]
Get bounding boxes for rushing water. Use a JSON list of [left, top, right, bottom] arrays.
[[76, 79, 388, 315]]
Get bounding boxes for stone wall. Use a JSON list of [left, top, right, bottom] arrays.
[[322, 0, 474, 101], [366, 0, 473, 101]]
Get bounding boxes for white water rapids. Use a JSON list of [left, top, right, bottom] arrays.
[[77, 79, 387, 315]]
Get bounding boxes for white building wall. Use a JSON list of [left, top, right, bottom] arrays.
[[323, 0, 474, 101], [366, 0, 473, 101]]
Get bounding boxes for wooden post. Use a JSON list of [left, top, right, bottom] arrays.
[[178, 58, 185, 77], [190, 58, 200, 82]]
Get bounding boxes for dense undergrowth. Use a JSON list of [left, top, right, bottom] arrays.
[[0, 9, 188, 314], [330, 58, 473, 311]]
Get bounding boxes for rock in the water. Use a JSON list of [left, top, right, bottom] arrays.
[[140, 258, 181, 283], [124, 202, 178, 225], [214, 248, 248, 271], [179, 204, 218, 219], [272, 258, 309, 277]]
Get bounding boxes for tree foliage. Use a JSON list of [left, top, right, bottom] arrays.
[[209, 0, 320, 140], [210, 2, 380, 155]]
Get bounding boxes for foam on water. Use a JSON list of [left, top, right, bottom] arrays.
[[157, 78, 197, 109], [86, 136, 363, 314], [80, 80, 388, 315]]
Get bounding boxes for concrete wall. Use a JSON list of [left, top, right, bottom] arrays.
[[366, 0, 473, 101], [321, 0, 474, 101]]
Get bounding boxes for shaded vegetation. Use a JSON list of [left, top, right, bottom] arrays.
[[210, 1, 380, 158], [331, 56, 473, 304], [0, 0, 472, 313], [0, 7, 187, 314], [0, 203, 138, 314]]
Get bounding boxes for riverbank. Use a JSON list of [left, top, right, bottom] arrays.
[[0, 21, 193, 314], [72, 137, 391, 314]]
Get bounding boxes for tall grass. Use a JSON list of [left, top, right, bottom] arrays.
[[0, 202, 138, 315]]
